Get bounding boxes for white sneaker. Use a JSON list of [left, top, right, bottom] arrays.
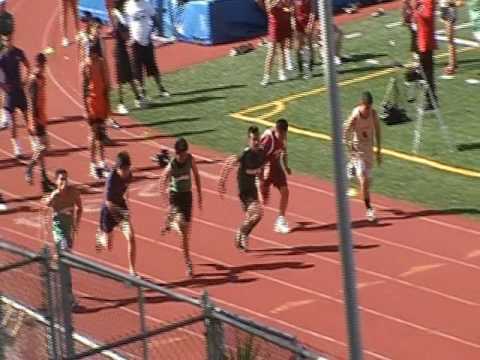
[[0, 111, 10, 130], [274, 216, 290, 234], [366, 208, 376, 222], [0, 194, 7, 212], [62, 37, 70, 47], [13, 142, 23, 159], [334, 56, 342, 66], [278, 71, 287, 82], [260, 76, 270, 86], [134, 98, 147, 109], [116, 104, 129, 115], [158, 89, 171, 97]]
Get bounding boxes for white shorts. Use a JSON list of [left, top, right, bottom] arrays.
[[347, 155, 372, 180]]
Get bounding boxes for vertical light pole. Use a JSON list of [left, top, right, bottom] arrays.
[[317, 0, 363, 359]]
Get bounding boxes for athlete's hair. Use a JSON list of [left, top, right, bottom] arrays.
[[276, 118, 289, 133], [116, 151, 131, 169], [174, 137, 189, 153], [361, 91, 373, 106], [36, 53, 47, 66], [247, 126, 259, 137], [55, 168, 68, 179]]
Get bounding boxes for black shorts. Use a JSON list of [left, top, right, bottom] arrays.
[[169, 191, 193, 223], [132, 42, 159, 80], [239, 190, 259, 212], [89, 120, 107, 141], [115, 44, 134, 84], [100, 204, 129, 234], [440, 6, 457, 23], [4, 88, 28, 113]]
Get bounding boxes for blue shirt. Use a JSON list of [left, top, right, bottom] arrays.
[[105, 169, 131, 208], [0, 47, 26, 90]]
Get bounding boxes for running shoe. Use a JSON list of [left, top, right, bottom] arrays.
[[274, 216, 290, 234], [366, 208, 376, 222], [0, 194, 7, 212]]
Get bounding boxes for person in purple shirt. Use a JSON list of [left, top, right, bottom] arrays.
[[96, 151, 137, 276], [0, 34, 30, 158]]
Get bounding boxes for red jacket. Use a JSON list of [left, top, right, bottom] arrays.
[[414, 0, 436, 52]]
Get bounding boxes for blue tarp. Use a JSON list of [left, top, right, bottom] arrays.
[[79, 0, 367, 44]]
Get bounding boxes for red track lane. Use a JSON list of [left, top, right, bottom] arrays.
[[2, 1, 480, 359]]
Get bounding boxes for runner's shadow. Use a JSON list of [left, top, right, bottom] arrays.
[[47, 146, 89, 157], [120, 117, 201, 129], [289, 220, 392, 232], [74, 294, 176, 314], [381, 208, 480, 219], [200, 261, 314, 276], [0, 158, 24, 170], [456, 143, 480, 152], [147, 96, 226, 109], [115, 129, 216, 143], [251, 244, 379, 257], [173, 84, 246, 96], [148, 273, 257, 290], [48, 115, 84, 125]]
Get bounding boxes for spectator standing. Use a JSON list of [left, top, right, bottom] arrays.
[[124, 0, 170, 101]]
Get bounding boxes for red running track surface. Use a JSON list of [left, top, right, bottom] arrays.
[[1, 1, 480, 359]]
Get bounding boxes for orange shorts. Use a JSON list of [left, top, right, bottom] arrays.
[[86, 94, 110, 120]]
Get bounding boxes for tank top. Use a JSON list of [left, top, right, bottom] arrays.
[[237, 147, 266, 194], [169, 154, 193, 193], [349, 106, 375, 155]]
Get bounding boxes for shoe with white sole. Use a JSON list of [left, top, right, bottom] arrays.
[[134, 98, 148, 109], [366, 208, 376, 222], [274, 216, 290, 234], [62, 37, 70, 47], [13, 142, 23, 159], [260, 76, 270, 86], [116, 104, 129, 116], [278, 71, 287, 82], [158, 88, 171, 97], [0, 194, 7, 212]]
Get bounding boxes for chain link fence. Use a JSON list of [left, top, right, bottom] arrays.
[[0, 238, 331, 360]]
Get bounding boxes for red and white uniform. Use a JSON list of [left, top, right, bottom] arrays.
[[268, 0, 293, 43], [261, 128, 288, 189], [293, 0, 312, 34]]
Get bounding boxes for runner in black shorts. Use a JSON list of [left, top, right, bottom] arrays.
[[160, 138, 203, 277], [96, 151, 137, 276], [218, 126, 266, 251], [0, 34, 30, 159]]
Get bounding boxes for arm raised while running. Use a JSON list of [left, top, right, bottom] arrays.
[[191, 157, 203, 210], [218, 155, 238, 198]]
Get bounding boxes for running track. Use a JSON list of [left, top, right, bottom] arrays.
[[1, 1, 480, 359]]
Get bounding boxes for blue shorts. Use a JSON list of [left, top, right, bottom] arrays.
[[4, 88, 27, 113], [100, 203, 129, 234]]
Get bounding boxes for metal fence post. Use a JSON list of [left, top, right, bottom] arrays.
[[202, 291, 224, 360], [57, 252, 75, 358], [137, 286, 149, 360], [40, 247, 59, 360], [0, 292, 4, 360]]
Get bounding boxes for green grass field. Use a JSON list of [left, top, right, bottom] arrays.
[[118, 8, 480, 217]]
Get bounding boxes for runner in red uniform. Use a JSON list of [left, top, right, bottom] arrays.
[[260, 118, 291, 234], [293, 0, 315, 79], [261, 0, 293, 86]]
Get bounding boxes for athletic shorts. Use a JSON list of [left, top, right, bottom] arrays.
[[169, 191, 193, 223], [440, 6, 457, 23], [347, 154, 372, 180], [295, 19, 310, 34], [52, 213, 74, 252], [263, 159, 288, 189], [239, 190, 259, 212], [89, 120, 107, 141], [100, 203, 130, 234], [115, 43, 134, 85], [132, 42, 159, 80], [4, 88, 27, 113]]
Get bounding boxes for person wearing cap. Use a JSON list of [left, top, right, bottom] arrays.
[[96, 151, 137, 276], [0, 34, 30, 159], [159, 138, 203, 278], [81, 17, 112, 179], [343, 91, 382, 222], [60, 0, 80, 47], [25, 53, 56, 194]]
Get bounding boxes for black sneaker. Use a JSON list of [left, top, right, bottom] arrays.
[[25, 167, 34, 185], [151, 149, 170, 168]]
